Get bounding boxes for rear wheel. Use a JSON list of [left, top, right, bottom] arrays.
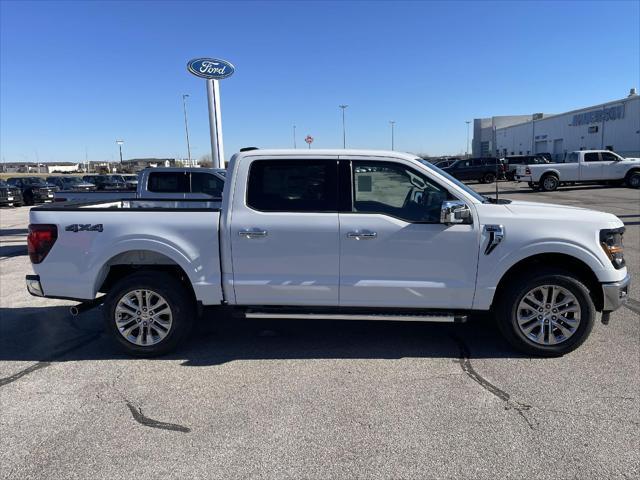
[[483, 172, 496, 184], [104, 271, 195, 357], [495, 268, 595, 356], [540, 174, 559, 192], [626, 171, 640, 189]]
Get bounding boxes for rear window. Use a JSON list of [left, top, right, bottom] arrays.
[[147, 172, 189, 193], [247, 160, 338, 212], [191, 172, 224, 197]]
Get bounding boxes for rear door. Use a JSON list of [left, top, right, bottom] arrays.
[[229, 157, 340, 305], [580, 152, 604, 180]]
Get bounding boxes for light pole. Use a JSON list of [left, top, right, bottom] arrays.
[[339, 104, 348, 148], [389, 121, 395, 150], [465, 120, 471, 157], [116, 140, 124, 169], [182, 94, 192, 165], [293, 125, 297, 149]]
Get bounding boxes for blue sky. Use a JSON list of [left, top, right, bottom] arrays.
[[1, 0, 639, 163]]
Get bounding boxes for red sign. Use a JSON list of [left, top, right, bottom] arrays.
[[305, 135, 313, 144]]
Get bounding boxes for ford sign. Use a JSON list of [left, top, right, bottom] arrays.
[[187, 58, 235, 80]]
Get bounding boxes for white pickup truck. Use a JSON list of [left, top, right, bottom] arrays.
[[515, 150, 640, 191], [53, 167, 226, 203], [26, 149, 630, 357]]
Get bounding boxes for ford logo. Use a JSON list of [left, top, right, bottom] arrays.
[[187, 58, 235, 80]]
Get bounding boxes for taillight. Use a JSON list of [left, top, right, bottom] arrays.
[[27, 224, 58, 264]]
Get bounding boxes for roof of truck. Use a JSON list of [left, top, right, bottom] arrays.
[[235, 149, 419, 160]]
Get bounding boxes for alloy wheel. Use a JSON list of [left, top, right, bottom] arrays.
[[516, 284, 581, 345], [115, 289, 173, 346]]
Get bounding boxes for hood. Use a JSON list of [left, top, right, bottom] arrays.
[[504, 200, 623, 227]]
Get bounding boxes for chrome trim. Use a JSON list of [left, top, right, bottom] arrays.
[[245, 312, 464, 322], [484, 224, 505, 255], [347, 231, 377, 240], [25, 275, 44, 297], [239, 229, 268, 238], [602, 274, 630, 311]]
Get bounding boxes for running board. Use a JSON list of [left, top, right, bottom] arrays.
[[245, 311, 467, 323]]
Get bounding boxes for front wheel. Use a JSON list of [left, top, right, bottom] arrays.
[[495, 268, 595, 356], [104, 271, 195, 357], [626, 171, 640, 189]]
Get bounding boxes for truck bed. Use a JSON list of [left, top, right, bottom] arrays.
[[30, 199, 223, 304]]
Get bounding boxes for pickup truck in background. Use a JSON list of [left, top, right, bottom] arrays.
[[515, 150, 640, 191], [27, 149, 630, 358], [54, 167, 226, 203]]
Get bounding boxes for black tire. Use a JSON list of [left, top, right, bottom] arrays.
[[540, 174, 559, 192], [528, 182, 539, 191], [625, 171, 640, 189], [495, 268, 595, 357], [104, 271, 195, 357], [483, 172, 496, 184]]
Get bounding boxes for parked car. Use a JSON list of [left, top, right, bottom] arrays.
[[0, 179, 24, 207], [56, 168, 226, 203], [515, 150, 640, 191], [46, 176, 96, 191], [442, 157, 506, 183], [27, 149, 629, 358], [502, 155, 550, 180], [82, 175, 128, 191], [6, 177, 58, 205]]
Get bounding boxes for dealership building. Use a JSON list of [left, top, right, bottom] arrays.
[[472, 89, 640, 160]]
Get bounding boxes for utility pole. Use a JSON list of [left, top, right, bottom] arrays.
[[389, 121, 395, 150], [293, 125, 297, 149], [182, 94, 192, 165], [339, 105, 348, 148], [465, 120, 471, 157]]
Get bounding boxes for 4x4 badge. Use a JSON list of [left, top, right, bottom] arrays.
[[65, 224, 103, 233]]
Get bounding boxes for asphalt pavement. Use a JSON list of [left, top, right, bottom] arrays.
[[1, 182, 638, 479]]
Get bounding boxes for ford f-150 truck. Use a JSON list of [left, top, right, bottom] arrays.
[[515, 150, 640, 191], [54, 167, 226, 203], [26, 149, 630, 357]]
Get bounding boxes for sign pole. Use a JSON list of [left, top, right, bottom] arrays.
[[206, 79, 220, 168]]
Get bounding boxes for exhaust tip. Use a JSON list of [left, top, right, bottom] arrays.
[[69, 306, 80, 317]]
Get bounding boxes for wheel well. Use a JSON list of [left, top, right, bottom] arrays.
[[541, 171, 558, 179], [97, 250, 196, 302], [625, 168, 640, 179], [493, 253, 603, 311]]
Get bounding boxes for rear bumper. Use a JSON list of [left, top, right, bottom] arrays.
[[26, 274, 44, 297], [602, 274, 630, 312]]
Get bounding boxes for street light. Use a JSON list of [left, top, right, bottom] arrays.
[[339, 105, 348, 148], [465, 120, 471, 157], [116, 139, 124, 167], [389, 121, 395, 150], [293, 125, 297, 149], [182, 94, 192, 164]]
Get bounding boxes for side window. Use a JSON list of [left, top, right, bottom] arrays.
[[600, 152, 618, 162], [147, 172, 189, 193], [247, 160, 338, 212], [190, 172, 224, 197], [584, 153, 600, 162], [352, 161, 451, 223]]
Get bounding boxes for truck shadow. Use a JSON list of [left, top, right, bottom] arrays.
[[0, 305, 523, 367]]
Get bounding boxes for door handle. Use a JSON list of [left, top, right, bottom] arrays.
[[239, 229, 268, 238], [347, 231, 377, 240]]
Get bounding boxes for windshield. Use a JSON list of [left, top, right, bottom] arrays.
[[0, 180, 8, 187], [417, 159, 486, 203], [107, 175, 125, 182], [65, 177, 84, 184]]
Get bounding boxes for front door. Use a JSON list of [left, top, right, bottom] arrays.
[[339, 159, 480, 309], [229, 158, 340, 306]]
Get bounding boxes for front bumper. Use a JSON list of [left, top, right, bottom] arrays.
[[602, 274, 630, 311]]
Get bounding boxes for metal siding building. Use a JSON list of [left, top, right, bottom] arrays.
[[473, 91, 640, 160]]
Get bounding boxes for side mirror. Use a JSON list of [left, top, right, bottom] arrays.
[[440, 200, 471, 225]]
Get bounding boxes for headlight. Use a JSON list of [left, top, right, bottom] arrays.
[[600, 227, 625, 269]]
